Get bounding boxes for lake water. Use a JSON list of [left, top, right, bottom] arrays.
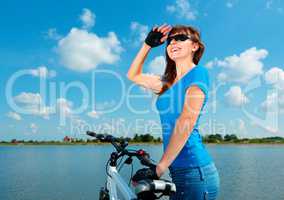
[[0, 144, 283, 200]]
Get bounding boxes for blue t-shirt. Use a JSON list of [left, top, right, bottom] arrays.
[[156, 65, 213, 168]]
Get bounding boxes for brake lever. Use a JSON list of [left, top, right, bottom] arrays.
[[125, 157, 133, 165], [136, 150, 156, 168]]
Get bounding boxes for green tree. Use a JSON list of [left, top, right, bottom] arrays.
[[140, 134, 154, 142], [224, 134, 238, 142], [203, 134, 223, 143]]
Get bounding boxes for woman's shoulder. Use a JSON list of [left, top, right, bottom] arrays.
[[193, 65, 209, 75], [182, 65, 210, 96], [183, 65, 210, 87], [184, 65, 209, 80]]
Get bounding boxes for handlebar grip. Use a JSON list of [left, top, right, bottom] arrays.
[[86, 131, 96, 137], [138, 152, 156, 168], [86, 131, 117, 143], [141, 158, 156, 168]]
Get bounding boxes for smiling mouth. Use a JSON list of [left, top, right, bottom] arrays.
[[171, 46, 181, 53]]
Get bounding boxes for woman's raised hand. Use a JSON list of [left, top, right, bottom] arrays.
[[156, 24, 172, 43], [144, 24, 172, 48]]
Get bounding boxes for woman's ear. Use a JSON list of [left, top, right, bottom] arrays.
[[192, 42, 199, 53]]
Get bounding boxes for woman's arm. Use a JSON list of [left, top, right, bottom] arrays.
[[127, 25, 171, 93], [127, 43, 151, 79], [156, 85, 206, 176], [127, 43, 163, 93]]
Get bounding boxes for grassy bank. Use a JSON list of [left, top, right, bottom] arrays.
[[1, 134, 284, 146]]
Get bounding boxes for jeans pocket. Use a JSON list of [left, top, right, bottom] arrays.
[[170, 183, 186, 200], [204, 191, 209, 200]]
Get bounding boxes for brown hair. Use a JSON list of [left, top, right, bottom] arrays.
[[157, 25, 205, 95]]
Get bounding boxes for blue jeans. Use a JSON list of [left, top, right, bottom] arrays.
[[169, 163, 220, 200]]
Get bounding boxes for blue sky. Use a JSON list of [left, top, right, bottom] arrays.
[[1, 0, 284, 141]]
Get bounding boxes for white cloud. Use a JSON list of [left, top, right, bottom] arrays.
[[205, 57, 219, 69], [262, 67, 284, 114], [95, 100, 116, 110], [14, 92, 42, 105], [14, 92, 72, 119], [57, 98, 73, 117], [207, 47, 267, 83], [45, 28, 62, 40], [261, 91, 284, 114], [261, 92, 276, 111], [238, 119, 246, 132], [266, 0, 273, 9], [229, 118, 247, 137], [264, 1, 283, 13], [13, 92, 77, 119], [57, 28, 123, 72], [29, 66, 56, 78], [226, 0, 239, 8], [226, 2, 233, 8], [87, 110, 99, 118], [148, 56, 166, 75], [14, 92, 54, 119], [264, 67, 284, 90], [7, 112, 22, 121], [225, 86, 249, 106], [30, 123, 38, 134], [130, 21, 149, 46], [217, 73, 228, 82], [166, 0, 197, 20], [80, 8, 95, 29]]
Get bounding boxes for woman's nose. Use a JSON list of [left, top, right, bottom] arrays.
[[169, 39, 177, 45]]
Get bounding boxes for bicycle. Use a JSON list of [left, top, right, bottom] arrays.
[[86, 131, 176, 200]]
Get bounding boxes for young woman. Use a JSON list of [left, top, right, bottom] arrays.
[[127, 24, 220, 200]]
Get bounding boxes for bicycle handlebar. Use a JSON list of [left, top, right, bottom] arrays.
[[86, 131, 155, 168], [86, 131, 96, 137], [86, 131, 119, 142], [87, 131, 176, 198]]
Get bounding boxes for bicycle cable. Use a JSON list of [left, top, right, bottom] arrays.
[[117, 157, 126, 172], [128, 162, 134, 186], [106, 159, 111, 178]]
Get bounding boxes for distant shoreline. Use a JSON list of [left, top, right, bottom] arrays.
[[2, 134, 284, 146], [1, 141, 284, 146]]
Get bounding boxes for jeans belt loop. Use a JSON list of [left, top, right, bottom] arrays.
[[198, 166, 205, 181]]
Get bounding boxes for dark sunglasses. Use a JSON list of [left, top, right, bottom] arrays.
[[166, 34, 192, 45]]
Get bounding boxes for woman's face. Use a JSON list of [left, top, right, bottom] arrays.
[[166, 32, 198, 62]]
